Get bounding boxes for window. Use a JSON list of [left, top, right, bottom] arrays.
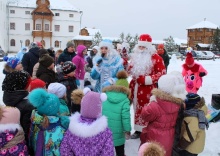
[[25, 39, 30, 47], [10, 10, 15, 14], [25, 11, 30, 14], [45, 24, 49, 31], [69, 26, 74, 32], [197, 37, 201, 40], [69, 14, 74, 18], [55, 13, 60, 16], [55, 25, 60, 32], [10, 23, 15, 30], [10, 39, 15, 46], [36, 24, 41, 30], [55, 41, 60, 48], [25, 23, 30, 30]]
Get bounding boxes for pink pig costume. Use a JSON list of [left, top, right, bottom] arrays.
[[182, 52, 207, 93]]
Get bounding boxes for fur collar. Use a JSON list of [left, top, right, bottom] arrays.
[[0, 124, 21, 132], [151, 89, 184, 105], [194, 97, 205, 109], [102, 85, 130, 96], [68, 112, 108, 138], [182, 63, 200, 72]]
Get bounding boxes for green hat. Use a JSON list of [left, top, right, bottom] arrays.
[[115, 70, 129, 88]]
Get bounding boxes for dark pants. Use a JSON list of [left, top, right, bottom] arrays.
[[115, 144, 125, 156], [180, 150, 198, 156]]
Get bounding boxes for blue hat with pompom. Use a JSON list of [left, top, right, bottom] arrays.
[[3, 56, 20, 69], [28, 88, 60, 116]]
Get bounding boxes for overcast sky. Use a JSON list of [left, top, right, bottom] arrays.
[[69, 0, 219, 40]]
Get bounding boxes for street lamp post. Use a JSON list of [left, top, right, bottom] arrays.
[[60, 41, 62, 48], [20, 40, 23, 48]]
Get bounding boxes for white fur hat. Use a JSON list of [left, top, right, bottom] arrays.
[[48, 83, 67, 98], [117, 44, 123, 50], [158, 71, 187, 100]]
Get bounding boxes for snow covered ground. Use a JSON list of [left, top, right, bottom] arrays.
[[0, 56, 220, 155]]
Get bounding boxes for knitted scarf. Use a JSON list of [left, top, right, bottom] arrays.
[[2, 129, 25, 149], [184, 109, 209, 130]]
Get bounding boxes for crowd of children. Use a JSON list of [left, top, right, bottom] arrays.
[[0, 39, 219, 156]]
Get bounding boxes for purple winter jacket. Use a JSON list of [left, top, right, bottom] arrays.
[[60, 112, 114, 156], [72, 45, 87, 80]]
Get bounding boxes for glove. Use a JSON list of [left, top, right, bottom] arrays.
[[137, 75, 145, 85], [199, 72, 206, 77], [96, 58, 103, 66]]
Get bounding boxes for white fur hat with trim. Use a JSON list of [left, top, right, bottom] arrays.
[[138, 34, 153, 48], [158, 71, 187, 100]]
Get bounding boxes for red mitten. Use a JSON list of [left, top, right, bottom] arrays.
[[137, 75, 145, 85]]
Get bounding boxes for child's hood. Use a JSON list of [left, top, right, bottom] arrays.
[[68, 112, 108, 138], [102, 85, 130, 104], [151, 89, 183, 114]]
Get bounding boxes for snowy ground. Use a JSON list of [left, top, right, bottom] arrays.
[[0, 57, 220, 155]]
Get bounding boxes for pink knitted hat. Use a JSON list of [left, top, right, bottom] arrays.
[[80, 88, 107, 119], [0, 106, 20, 124]]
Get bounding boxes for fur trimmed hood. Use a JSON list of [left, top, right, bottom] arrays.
[[102, 85, 130, 96], [0, 124, 21, 132], [68, 112, 108, 138], [151, 88, 184, 105], [138, 142, 166, 156]]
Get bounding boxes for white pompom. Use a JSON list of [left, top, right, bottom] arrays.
[[100, 93, 107, 102], [83, 87, 91, 95]]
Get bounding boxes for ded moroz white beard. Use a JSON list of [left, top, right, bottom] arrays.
[[130, 46, 155, 77]]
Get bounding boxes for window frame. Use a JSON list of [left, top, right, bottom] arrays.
[[36, 24, 41, 30], [69, 25, 74, 32], [10, 22, 15, 30], [54, 25, 60, 32], [25, 23, 30, 31]]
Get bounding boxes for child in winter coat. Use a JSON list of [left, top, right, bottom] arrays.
[[57, 61, 78, 111], [182, 48, 208, 93], [102, 70, 131, 156], [28, 89, 66, 156], [140, 72, 187, 156], [48, 82, 70, 129], [72, 45, 87, 89], [60, 88, 114, 156], [2, 70, 35, 154], [138, 142, 166, 156], [178, 93, 208, 156], [36, 54, 56, 87], [71, 89, 84, 113], [3, 56, 23, 74], [0, 106, 29, 156]]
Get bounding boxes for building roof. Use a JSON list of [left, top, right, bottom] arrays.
[[187, 20, 219, 30], [8, 0, 80, 12], [73, 35, 120, 42], [197, 43, 210, 48], [173, 38, 187, 45], [85, 28, 101, 36]]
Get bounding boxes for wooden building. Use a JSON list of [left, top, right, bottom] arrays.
[[187, 19, 218, 49]]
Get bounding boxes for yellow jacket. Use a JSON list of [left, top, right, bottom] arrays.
[[179, 98, 208, 154]]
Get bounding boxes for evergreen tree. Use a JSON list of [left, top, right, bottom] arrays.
[[212, 28, 220, 50], [119, 32, 125, 42], [91, 32, 102, 47], [164, 36, 177, 52]]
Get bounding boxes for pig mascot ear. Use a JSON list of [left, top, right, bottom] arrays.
[[83, 87, 91, 95], [100, 93, 107, 102]]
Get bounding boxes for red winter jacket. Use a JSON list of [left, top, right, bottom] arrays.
[[140, 89, 183, 156]]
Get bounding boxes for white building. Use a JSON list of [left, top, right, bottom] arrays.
[[0, 0, 8, 51], [0, 0, 82, 53]]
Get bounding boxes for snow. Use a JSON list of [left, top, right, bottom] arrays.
[[73, 35, 120, 42], [173, 38, 187, 46], [1, 55, 220, 155], [198, 43, 210, 48], [8, 0, 80, 12], [187, 20, 219, 30]]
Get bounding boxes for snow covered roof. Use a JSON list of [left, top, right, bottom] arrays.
[[85, 28, 101, 36], [73, 35, 120, 42], [173, 38, 187, 45], [8, 0, 80, 12], [197, 43, 210, 48], [187, 20, 219, 30]]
